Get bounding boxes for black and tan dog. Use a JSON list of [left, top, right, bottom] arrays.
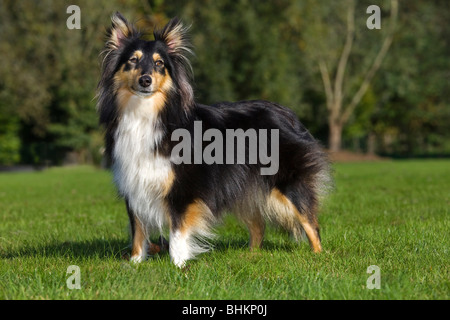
[[97, 12, 331, 267]]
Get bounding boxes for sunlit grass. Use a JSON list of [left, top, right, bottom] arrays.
[[0, 161, 448, 299]]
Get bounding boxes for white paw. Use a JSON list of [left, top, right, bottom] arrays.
[[170, 231, 190, 268], [171, 255, 187, 268], [130, 255, 142, 263], [130, 252, 148, 263]]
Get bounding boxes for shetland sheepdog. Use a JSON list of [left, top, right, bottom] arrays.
[[97, 12, 331, 267]]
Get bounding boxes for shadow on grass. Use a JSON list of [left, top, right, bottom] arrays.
[[212, 238, 300, 252], [1, 239, 129, 260], [1, 235, 301, 261]]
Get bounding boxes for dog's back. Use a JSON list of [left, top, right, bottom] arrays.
[[165, 100, 331, 266]]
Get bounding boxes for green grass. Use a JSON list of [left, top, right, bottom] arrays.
[[0, 161, 449, 299]]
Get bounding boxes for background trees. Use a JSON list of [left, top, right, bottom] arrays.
[[294, 0, 399, 152], [0, 0, 448, 165]]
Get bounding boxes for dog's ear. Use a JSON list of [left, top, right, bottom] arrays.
[[106, 12, 137, 50], [154, 17, 192, 57], [154, 18, 194, 111]]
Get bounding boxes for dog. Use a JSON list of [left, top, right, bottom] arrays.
[[97, 12, 331, 267]]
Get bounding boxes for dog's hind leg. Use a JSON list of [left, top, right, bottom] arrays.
[[293, 210, 322, 253], [287, 187, 322, 253], [247, 214, 266, 250], [267, 188, 322, 253], [236, 209, 266, 250]]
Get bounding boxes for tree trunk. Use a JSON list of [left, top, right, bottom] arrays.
[[329, 119, 343, 152], [318, 0, 398, 153], [367, 131, 376, 155]]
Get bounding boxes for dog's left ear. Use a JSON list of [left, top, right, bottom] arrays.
[[154, 17, 192, 57]]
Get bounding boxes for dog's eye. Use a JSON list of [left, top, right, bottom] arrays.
[[129, 57, 138, 64], [155, 60, 164, 67]]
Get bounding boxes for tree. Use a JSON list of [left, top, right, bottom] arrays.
[[0, 0, 447, 165], [291, 0, 399, 152], [369, 0, 450, 156]]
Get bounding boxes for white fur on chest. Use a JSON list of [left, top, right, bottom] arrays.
[[112, 95, 171, 232]]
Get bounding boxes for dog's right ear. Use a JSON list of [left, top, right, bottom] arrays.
[[106, 12, 138, 50]]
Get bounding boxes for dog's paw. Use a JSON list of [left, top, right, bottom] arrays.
[[172, 256, 187, 268], [130, 254, 147, 263]]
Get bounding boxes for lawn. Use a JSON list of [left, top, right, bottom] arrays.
[[0, 160, 448, 300]]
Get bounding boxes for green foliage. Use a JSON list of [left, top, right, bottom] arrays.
[[0, 118, 21, 165], [370, 0, 450, 155], [0, 0, 448, 165], [172, 0, 303, 109], [343, 88, 377, 151]]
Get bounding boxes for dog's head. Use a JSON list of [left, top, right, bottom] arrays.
[[100, 12, 193, 109]]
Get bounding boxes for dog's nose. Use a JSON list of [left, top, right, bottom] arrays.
[[138, 75, 152, 88]]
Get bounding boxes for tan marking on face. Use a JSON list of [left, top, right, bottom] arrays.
[[113, 65, 128, 87], [148, 90, 168, 113], [115, 87, 133, 113], [113, 52, 173, 116], [114, 65, 140, 92], [134, 50, 143, 60], [151, 52, 172, 99], [153, 68, 172, 93], [152, 53, 163, 62], [145, 69, 173, 113]]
